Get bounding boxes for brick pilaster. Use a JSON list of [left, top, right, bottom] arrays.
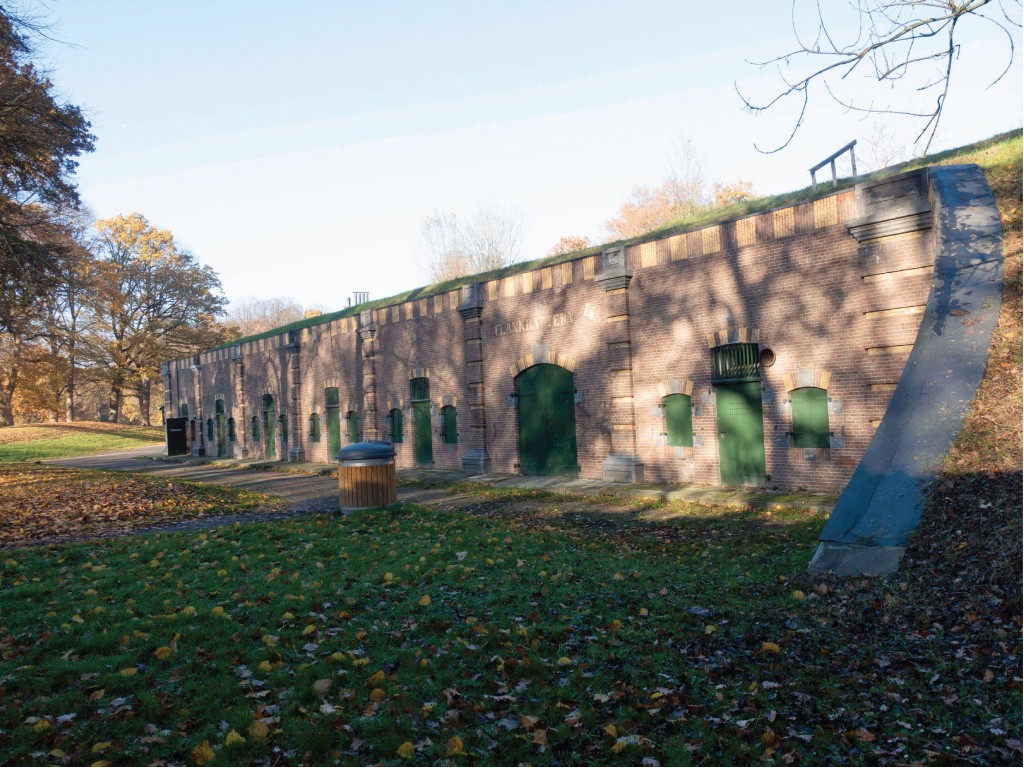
[[190, 356, 204, 456], [457, 282, 491, 473], [595, 246, 644, 482], [286, 331, 304, 462], [359, 311, 378, 441], [232, 355, 248, 457]]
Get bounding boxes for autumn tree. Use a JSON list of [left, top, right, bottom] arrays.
[[736, 0, 1021, 153], [421, 200, 526, 283], [91, 213, 228, 424], [546, 235, 591, 258], [605, 137, 756, 239]]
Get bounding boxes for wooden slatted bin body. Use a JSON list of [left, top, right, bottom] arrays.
[[337, 442, 397, 512]]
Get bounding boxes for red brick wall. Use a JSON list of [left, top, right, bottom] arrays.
[[165, 186, 937, 492]]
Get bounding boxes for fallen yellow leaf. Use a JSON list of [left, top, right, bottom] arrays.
[[225, 730, 246, 747], [249, 721, 269, 741], [91, 741, 111, 753], [556, 656, 572, 666], [369, 687, 386, 702], [368, 670, 386, 686], [397, 741, 415, 759], [603, 724, 618, 738], [760, 641, 781, 654], [192, 739, 214, 765], [153, 646, 172, 660], [119, 667, 137, 677], [418, 595, 431, 607], [445, 735, 464, 755], [301, 624, 316, 635]]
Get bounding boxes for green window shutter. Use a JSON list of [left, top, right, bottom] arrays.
[[206, 419, 214, 441], [663, 394, 693, 447], [441, 405, 457, 444], [263, 394, 275, 411], [346, 411, 359, 442], [280, 415, 288, 445], [309, 413, 320, 442], [389, 408, 404, 443], [325, 387, 339, 407], [180, 403, 188, 419], [227, 418, 236, 441], [215, 400, 225, 414], [791, 387, 830, 448], [251, 415, 260, 440]]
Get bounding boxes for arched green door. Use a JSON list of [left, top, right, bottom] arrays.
[[515, 364, 577, 475], [263, 394, 276, 460]]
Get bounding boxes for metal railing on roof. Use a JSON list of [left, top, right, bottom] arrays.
[[810, 140, 857, 188]]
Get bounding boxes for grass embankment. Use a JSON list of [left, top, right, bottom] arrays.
[[0, 466, 283, 548], [0, 422, 164, 462]]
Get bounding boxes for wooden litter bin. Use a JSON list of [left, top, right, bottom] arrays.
[[337, 441, 397, 512]]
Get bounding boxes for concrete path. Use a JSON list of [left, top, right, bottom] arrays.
[[48, 445, 836, 514]]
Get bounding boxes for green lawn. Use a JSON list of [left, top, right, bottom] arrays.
[[0, 423, 164, 462], [0, 500, 1016, 766]]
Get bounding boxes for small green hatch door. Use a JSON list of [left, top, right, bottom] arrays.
[[516, 364, 577, 476]]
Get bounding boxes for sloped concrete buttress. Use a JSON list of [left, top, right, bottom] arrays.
[[809, 165, 1004, 577]]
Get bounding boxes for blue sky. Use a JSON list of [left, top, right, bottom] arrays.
[[36, 0, 1023, 311]]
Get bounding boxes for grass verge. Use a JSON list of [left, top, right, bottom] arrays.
[[0, 422, 164, 462], [0, 496, 1016, 765]]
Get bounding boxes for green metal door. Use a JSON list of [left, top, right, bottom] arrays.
[[215, 401, 226, 457], [516, 364, 577, 475], [413, 401, 433, 466], [325, 387, 341, 458], [263, 395, 276, 460], [715, 381, 765, 485], [411, 377, 433, 467]]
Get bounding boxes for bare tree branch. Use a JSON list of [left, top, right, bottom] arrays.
[[735, 0, 1021, 153]]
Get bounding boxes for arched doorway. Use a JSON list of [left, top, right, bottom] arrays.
[[515, 364, 577, 476]]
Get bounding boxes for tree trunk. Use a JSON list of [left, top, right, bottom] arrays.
[[109, 386, 123, 424], [65, 354, 75, 422], [138, 378, 152, 426]]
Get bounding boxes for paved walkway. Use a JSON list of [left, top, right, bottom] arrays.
[[49, 445, 836, 514]]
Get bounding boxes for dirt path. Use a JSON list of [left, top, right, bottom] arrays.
[[42, 447, 674, 537]]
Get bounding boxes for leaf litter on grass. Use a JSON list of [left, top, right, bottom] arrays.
[[0, 465, 282, 548]]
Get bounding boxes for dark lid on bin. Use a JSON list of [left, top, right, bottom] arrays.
[[336, 441, 396, 461]]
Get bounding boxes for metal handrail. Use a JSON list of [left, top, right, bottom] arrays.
[[810, 140, 857, 188]]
